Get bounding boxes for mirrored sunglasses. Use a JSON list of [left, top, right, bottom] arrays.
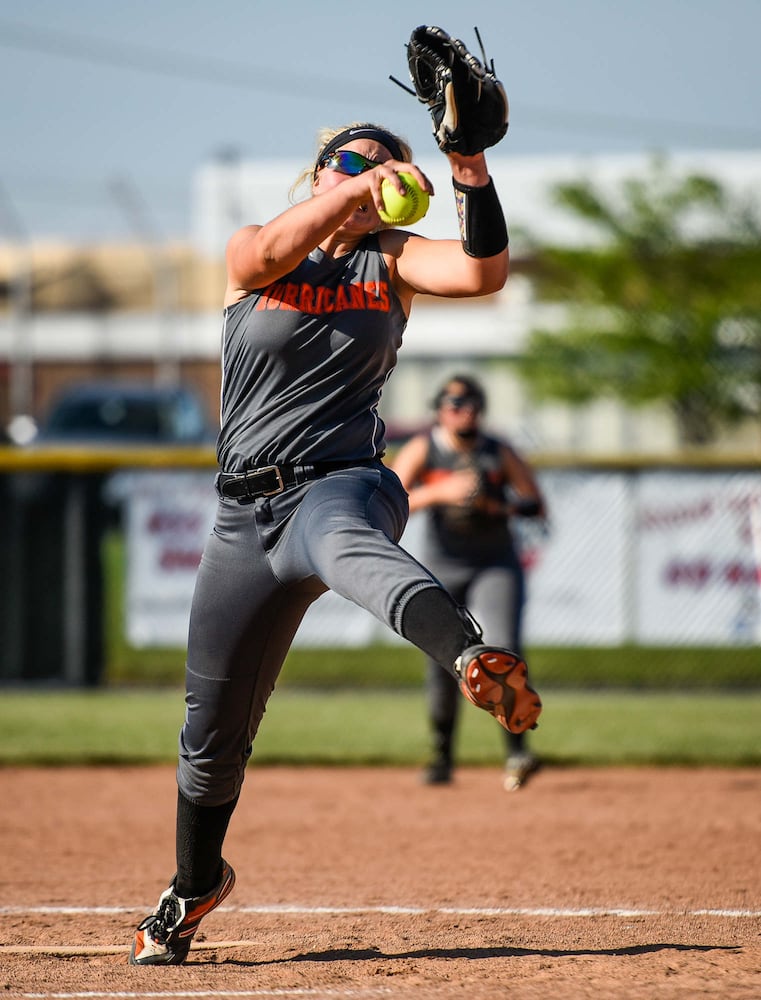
[[441, 394, 482, 411], [318, 149, 379, 176]]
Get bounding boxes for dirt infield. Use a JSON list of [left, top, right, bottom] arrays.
[[2, 764, 760, 999]]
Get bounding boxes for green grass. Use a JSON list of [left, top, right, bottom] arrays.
[[1, 687, 759, 767], [10, 531, 748, 770], [105, 642, 761, 690]]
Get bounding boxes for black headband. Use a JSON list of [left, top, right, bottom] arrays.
[[315, 126, 404, 174]]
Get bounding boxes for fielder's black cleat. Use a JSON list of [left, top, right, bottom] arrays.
[[422, 756, 453, 785]]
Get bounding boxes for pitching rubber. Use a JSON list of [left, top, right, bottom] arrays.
[[456, 646, 542, 734]]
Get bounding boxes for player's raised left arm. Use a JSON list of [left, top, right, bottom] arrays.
[[386, 150, 508, 299], [386, 25, 510, 301]]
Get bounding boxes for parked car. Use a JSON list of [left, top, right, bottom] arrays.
[[33, 381, 216, 445]]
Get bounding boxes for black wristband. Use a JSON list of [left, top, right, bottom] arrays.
[[452, 176, 509, 258], [513, 498, 542, 518]]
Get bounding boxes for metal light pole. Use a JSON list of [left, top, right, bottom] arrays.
[[0, 181, 35, 441], [109, 176, 180, 387]]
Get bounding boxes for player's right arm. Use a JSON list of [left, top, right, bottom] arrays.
[[223, 179, 364, 304], [224, 161, 431, 306]]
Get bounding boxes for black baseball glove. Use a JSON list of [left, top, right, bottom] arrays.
[[392, 25, 509, 155]]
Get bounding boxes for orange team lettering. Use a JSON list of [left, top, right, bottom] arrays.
[[255, 280, 390, 314]]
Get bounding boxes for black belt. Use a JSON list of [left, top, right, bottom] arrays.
[[216, 459, 377, 501]]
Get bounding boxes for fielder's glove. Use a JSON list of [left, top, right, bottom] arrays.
[[391, 25, 509, 155]]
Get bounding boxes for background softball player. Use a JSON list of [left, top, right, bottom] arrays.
[[392, 373, 547, 790]]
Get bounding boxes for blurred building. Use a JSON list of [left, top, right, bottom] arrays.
[[1, 150, 760, 453]]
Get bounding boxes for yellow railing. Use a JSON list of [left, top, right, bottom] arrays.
[[0, 444, 217, 472], [0, 445, 758, 473]]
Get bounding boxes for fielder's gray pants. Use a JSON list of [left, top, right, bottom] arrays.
[[177, 463, 439, 806]]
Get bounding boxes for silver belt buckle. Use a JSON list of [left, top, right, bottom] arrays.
[[257, 464, 285, 496]]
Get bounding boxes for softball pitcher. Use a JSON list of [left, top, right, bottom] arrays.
[[130, 26, 541, 966]]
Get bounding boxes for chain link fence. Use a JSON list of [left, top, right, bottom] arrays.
[[2, 459, 759, 688], [285, 466, 761, 646]]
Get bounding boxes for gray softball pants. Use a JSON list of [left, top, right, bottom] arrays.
[[177, 462, 441, 806]]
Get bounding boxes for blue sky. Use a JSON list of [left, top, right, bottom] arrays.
[[2, 0, 760, 242]]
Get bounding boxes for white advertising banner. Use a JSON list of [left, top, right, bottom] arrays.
[[124, 472, 216, 647], [635, 471, 761, 644], [122, 468, 761, 649], [520, 471, 630, 645]]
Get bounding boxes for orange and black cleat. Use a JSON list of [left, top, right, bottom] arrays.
[[455, 646, 542, 734], [129, 860, 236, 965]]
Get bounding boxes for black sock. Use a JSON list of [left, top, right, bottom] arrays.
[[175, 789, 239, 898], [432, 725, 454, 764], [399, 586, 479, 675]]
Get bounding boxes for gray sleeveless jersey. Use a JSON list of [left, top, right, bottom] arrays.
[[217, 234, 407, 472]]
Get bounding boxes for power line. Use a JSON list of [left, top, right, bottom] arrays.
[[0, 18, 360, 103], [2, 18, 761, 145]]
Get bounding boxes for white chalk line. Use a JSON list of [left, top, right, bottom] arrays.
[[1, 904, 759, 918], [2, 941, 252, 957], [20, 992, 393, 999], [7, 904, 760, 997], [3, 905, 758, 962]]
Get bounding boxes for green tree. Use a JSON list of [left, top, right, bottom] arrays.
[[514, 156, 761, 445]]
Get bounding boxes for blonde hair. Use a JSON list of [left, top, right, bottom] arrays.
[[288, 122, 413, 203]]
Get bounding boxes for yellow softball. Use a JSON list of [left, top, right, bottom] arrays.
[[378, 172, 430, 227]]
